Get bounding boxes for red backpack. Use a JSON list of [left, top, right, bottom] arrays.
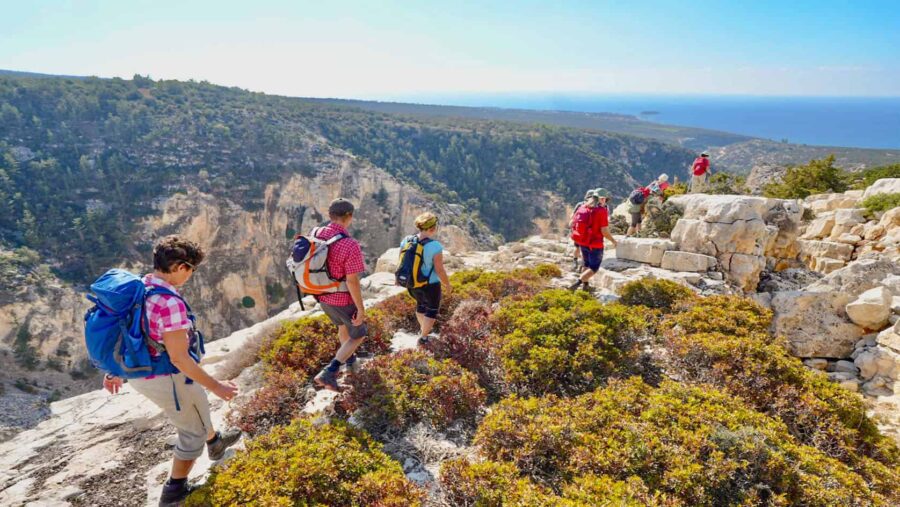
[[571, 205, 594, 245]]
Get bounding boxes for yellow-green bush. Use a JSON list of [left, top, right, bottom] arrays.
[[492, 289, 647, 396], [670, 331, 899, 492], [186, 419, 422, 506], [467, 378, 887, 506], [341, 349, 486, 432], [664, 294, 772, 337], [618, 278, 695, 311], [861, 192, 900, 214], [259, 315, 339, 374]]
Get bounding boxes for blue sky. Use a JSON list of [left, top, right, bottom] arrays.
[[1, 0, 898, 98]]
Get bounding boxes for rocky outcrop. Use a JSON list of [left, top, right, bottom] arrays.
[[668, 194, 802, 291], [660, 251, 717, 272], [863, 178, 900, 199]]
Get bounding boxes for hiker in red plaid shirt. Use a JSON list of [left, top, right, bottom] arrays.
[[313, 198, 369, 391]]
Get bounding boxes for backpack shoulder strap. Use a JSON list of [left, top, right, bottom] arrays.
[[324, 233, 348, 246]]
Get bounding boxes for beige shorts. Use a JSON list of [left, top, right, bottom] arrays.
[[129, 373, 213, 460], [691, 172, 708, 193]]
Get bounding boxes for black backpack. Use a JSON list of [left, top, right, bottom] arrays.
[[395, 235, 434, 289], [629, 188, 646, 205]]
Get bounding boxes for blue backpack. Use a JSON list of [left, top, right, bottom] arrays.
[[83, 269, 204, 379]]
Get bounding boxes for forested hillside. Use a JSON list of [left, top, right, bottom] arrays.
[[0, 73, 693, 283]]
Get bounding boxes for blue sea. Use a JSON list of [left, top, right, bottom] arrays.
[[397, 94, 900, 150]]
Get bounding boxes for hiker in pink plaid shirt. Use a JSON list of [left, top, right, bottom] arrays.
[[313, 198, 369, 392], [101, 236, 242, 506]]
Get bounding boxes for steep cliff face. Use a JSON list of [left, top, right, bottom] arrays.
[[144, 148, 499, 339]]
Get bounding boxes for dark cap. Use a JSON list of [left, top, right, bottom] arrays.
[[328, 198, 355, 218]]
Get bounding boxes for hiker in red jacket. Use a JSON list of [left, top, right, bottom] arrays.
[[568, 190, 617, 291], [690, 151, 711, 193]]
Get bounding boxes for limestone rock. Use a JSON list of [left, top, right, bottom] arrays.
[[804, 192, 861, 213], [876, 321, 900, 354], [845, 286, 892, 330], [375, 247, 401, 273], [855, 347, 900, 381], [803, 358, 828, 370], [801, 212, 835, 239], [834, 233, 862, 245], [798, 239, 854, 262], [660, 251, 717, 272], [615, 238, 675, 267], [862, 178, 900, 199], [772, 290, 865, 358], [834, 360, 860, 375], [806, 257, 900, 308]]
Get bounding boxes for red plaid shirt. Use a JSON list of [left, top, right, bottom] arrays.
[[315, 222, 366, 306], [143, 274, 192, 359]]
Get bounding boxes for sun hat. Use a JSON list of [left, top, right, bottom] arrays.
[[700, 151, 710, 157], [592, 188, 610, 198], [658, 173, 669, 182]]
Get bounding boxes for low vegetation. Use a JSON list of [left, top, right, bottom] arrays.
[[200, 266, 898, 506], [861, 192, 900, 214], [186, 419, 422, 506]]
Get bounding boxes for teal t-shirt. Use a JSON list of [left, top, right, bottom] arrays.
[[400, 236, 443, 284]]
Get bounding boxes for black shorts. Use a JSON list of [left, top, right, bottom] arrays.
[[408, 283, 442, 319], [320, 303, 368, 339]]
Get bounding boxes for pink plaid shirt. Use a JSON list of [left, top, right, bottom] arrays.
[[142, 274, 193, 358], [315, 223, 366, 306]]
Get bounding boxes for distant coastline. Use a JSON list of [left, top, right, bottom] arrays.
[[393, 94, 900, 150]]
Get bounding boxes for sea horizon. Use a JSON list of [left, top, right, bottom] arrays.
[[374, 93, 900, 150]]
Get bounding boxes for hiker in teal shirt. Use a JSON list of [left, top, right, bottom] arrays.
[[400, 212, 452, 345]]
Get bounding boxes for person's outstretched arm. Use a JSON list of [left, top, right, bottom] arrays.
[[165, 330, 238, 401], [601, 226, 617, 248]]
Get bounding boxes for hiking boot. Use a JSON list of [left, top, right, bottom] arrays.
[[567, 280, 584, 291], [207, 429, 242, 461], [158, 480, 195, 507], [580, 282, 594, 293], [314, 368, 341, 392], [417, 335, 431, 346]]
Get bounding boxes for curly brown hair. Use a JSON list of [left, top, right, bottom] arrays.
[[153, 235, 205, 273]]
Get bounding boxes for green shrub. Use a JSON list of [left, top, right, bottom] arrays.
[[259, 315, 338, 375], [664, 295, 772, 337], [492, 289, 646, 396], [664, 332, 900, 497], [637, 199, 683, 238], [608, 214, 628, 235], [704, 172, 748, 195], [861, 192, 900, 214], [763, 155, 849, 199], [341, 349, 486, 432], [440, 458, 559, 507], [662, 181, 688, 199], [618, 278, 695, 311], [186, 419, 422, 506], [849, 163, 900, 190], [470, 378, 887, 506], [534, 263, 563, 279], [240, 295, 255, 308], [227, 370, 311, 436]]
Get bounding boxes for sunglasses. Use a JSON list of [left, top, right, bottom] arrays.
[[180, 261, 197, 271]]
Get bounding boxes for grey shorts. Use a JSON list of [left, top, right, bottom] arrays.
[[320, 302, 368, 339], [630, 212, 643, 226], [129, 373, 212, 460]]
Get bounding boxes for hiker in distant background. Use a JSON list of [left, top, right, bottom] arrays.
[[568, 189, 595, 271], [690, 151, 711, 193], [92, 236, 241, 506], [396, 212, 452, 346], [568, 190, 617, 291], [311, 198, 369, 392], [648, 173, 670, 196]]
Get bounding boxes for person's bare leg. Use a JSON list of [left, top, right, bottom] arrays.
[[334, 325, 364, 362], [420, 315, 436, 337], [415, 311, 427, 332], [170, 458, 195, 480], [580, 268, 597, 283]]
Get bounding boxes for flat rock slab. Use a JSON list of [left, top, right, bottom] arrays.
[[615, 238, 676, 266], [661, 250, 717, 273]]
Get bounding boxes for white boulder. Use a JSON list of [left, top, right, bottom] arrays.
[[862, 178, 900, 199], [845, 286, 892, 330]]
